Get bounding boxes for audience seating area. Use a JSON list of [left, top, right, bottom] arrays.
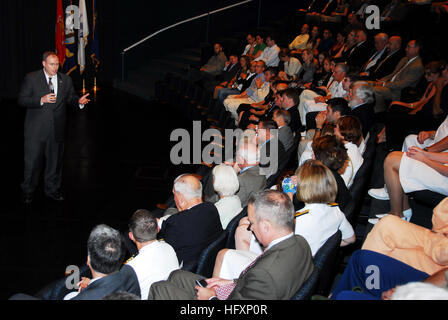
[[149, 0, 448, 300], [15, 0, 448, 300]]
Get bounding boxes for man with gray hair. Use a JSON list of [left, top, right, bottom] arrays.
[[234, 142, 267, 207], [69, 224, 141, 300], [367, 35, 404, 81], [348, 81, 376, 137], [149, 189, 314, 300], [360, 33, 389, 77], [158, 174, 223, 267], [298, 63, 348, 126], [273, 108, 294, 151]]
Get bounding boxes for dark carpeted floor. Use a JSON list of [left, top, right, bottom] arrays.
[[0, 87, 195, 299]]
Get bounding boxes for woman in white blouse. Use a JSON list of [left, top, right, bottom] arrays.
[[278, 48, 302, 81]]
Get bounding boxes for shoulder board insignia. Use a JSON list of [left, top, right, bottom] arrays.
[[328, 202, 339, 207], [124, 253, 138, 265], [294, 209, 310, 217]]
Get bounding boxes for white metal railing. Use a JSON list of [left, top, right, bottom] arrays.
[[121, 0, 261, 81]]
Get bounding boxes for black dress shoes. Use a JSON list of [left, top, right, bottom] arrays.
[[45, 191, 65, 201], [21, 192, 34, 204]]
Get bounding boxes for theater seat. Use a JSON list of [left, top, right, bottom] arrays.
[[290, 267, 319, 300], [407, 190, 446, 229], [195, 230, 228, 278], [347, 127, 378, 225], [224, 207, 248, 249], [313, 230, 342, 296], [291, 230, 342, 300]]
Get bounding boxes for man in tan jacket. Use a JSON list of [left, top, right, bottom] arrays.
[[371, 40, 424, 113]]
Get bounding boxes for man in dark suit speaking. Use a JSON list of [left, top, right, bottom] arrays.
[[18, 51, 90, 203]]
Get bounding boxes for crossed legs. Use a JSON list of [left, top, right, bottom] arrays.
[[384, 151, 410, 218]]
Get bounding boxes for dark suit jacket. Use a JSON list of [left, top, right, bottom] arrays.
[[351, 102, 375, 138], [369, 49, 404, 80], [18, 70, 79, 142], [228, 235, 314, 300], [72, 265, 141, 300], [285, 104, 302, 134], [362, 48, 388, 73], [216, 62, 241, 82], [346, 41, 373, 69], [235, 72, 257, 93], [158, 202, 223, 265]]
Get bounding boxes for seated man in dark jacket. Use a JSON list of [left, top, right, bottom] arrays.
[[71, 224, 140, 300], [10, 224, 141, 300], [158, 174, 223, 266], [348, 81, 376, 138]]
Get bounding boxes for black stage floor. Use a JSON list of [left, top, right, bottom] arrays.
[[0, 87, 196, 299]]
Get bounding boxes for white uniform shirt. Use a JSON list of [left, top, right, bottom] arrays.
[[340, 142, 364, 187], [126, 240, 180, 299], [255, 45, 280, 67], [294, 203, 354, 256], [284, 57, 302, 79]]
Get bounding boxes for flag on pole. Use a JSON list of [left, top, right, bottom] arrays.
[[64, 0, 78, 75], [78, 0, 89, 74], [90, 0, 100, 71], [55, 0, 66, 67]]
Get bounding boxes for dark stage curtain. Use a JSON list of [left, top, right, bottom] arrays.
[[0, 0, 56, 99]]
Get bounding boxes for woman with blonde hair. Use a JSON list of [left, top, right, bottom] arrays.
[[293, 160, 355, 256]]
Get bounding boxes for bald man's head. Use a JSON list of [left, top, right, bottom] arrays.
[[236, 142, 258, 168], [387, 36, 402, 53], [374, 33, 389, 51], [173, 174, 202, 201]]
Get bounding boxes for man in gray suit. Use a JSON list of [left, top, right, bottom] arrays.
[[371, 40, 424, 113], [203, 142, 266, 206], [273, 108, 294, 151], [18, 51, 90, 203], [148, 189, 314, 300], [234, 142, 267, 207]]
